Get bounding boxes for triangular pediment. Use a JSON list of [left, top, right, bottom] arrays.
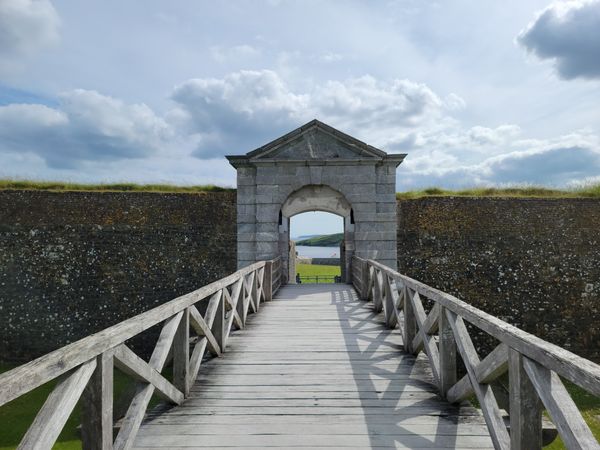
[[246, 120, 386, 161]]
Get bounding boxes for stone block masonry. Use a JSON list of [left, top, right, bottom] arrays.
[[0, 190, 236, 362], [397, 197, 600, 362]]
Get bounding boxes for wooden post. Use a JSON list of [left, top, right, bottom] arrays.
[[360, 260, 368, 300], [403, 287, 417, 354], [211, 293, 225, 354], [383, 275, 397, 329], [373, 271, 383, 313], [509, 348, 542, 450], [264, 261, 273, 301], [173, 308, 190, 397], [81, 352, 114, 450], [252, 270, 259, 311], [438, 306, 457, 397]]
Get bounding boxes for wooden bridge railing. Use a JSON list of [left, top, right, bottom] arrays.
[[352, 256, 600, 450], [0, 257, 282, 450]]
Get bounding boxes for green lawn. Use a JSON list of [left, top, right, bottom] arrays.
[[0, 363, 161, 450], [543, 380, 600, 449], [296, 263, 341, 283]]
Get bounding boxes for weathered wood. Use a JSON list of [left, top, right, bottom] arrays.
[[245, 272, 257, 314], [113, 345, 184, 405], [383, 273, 398, 329], [189, 306, 221, 356], [18, 359, 96, 450], [372, 270, 383, 313], [523, 357, 600, 450], [222, 286, 242, 331], [446, 310, 510, 450], [0, 260, 267, 407], [173, 308, 190, 396], [133, 284, 494, 449], [438, 306, 457, 397], [203, 291, 223, 329], [114, 311, 187, 450], [412, 303, 440, 353], [410, 290, 440, 386], [150, 312, 183, 370], [82, 351, 114, 450], [231, 278, 245, 328], [211, 291, 225, 354], [263, 260, 273, 301], [509, 349, 542, 450], [114, 384, 154, 450], [365, 259, 600, 398], [366, 265, 375, 303], [403, 287, 417, 354], [187, 337, 208, 387], [446, 343, 509, 403]]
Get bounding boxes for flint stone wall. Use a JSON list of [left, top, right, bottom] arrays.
[[1, 191, 598, 363], [397, 197, 600, 362], [0, 190, 236, 362]]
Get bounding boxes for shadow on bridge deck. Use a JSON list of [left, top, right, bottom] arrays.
[[134, 284, 493, 449]]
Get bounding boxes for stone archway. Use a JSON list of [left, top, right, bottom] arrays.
[[227, 119, 406, 284], [280, 184, 353, 282]]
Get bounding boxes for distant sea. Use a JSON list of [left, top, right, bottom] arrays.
[[296, 245, 340, 258]]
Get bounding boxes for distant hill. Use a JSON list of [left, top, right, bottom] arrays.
[[292, 234, 320, 241], [295, 233, 343, 247]]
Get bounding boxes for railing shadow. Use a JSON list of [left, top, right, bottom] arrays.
[[328, 285, 488, 449]]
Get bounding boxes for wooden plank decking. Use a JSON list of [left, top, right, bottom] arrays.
[[134, 284, 493, 449]]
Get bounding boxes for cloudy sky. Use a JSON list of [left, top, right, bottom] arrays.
[[1, 0, 599, 190]]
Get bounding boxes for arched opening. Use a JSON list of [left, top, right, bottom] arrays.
[[278, 184, 355, 284], [291, 212, 344, 284]]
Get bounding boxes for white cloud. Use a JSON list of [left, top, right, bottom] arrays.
[[171, 70, 464, 157], [210, 44, 261, 63], [397, 129, 600, 189], [1, 69, 598, 191], [171, 70, 308, 157], [517, 0, 600, 80], [0, 0, 60, 74], [0, 90, 172, 168]]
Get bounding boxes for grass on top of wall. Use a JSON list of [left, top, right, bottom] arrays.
[[397, 184, 600, 199], [0, 179, 233, 193], [4, 179, 600, 198]]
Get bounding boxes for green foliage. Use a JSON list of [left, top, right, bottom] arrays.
[[397, 184, 600, 199], [0, 179, 232, 193], [543, 379, 600, 449], [0, 363, 162, 450], [295, 233, 344, 247]]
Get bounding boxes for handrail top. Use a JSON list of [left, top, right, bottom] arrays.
[[354, 255, 600, 398], [0, 259, 274, 407]]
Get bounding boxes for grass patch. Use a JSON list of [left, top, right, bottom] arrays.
[[467, 377, 599, 449], [296, 263, 341, 283], [0, 179, 232, 193], [0, 363, 164, 450], [396, 184, 600, 199], [543, 379, 600, 449]]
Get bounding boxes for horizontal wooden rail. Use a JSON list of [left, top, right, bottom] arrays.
[[0, 258, 282, 450], [352, 255, 600, 450]]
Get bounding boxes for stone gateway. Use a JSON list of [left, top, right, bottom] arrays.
[[227, 120, 406, 283]]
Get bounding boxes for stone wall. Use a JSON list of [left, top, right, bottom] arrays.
[[397, 197, 600, 361], [2, 190, 598, 363], [0, 190, 236, 362]]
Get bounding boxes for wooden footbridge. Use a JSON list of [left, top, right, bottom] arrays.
[[2, 257, 600, 449]]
